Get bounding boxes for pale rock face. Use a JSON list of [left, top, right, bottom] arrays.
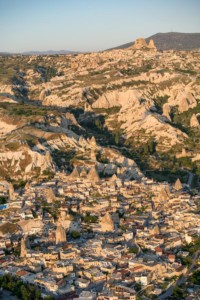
[[69, 166, 80, 180], [110, 173, 118, 181], [43, 188, 56, 203], [65, 112, 79, 127], [20, 238, 27, 258], [132, 38, 156, 51], [89, 136, 97, 147], [8, 183, 15, 201], [174, 178, 183, 191], [162, 103, 171, 121], [158, 187, 170, 201], [25, 150, 54, 173], [100, 148, 143, 179], [78, 135, 88, 148], [80, 167, 88, 178], [43, 94, 64, 106], [57, 216, 80, 232], [0, 95, 17, 103], [133, 38, 148, 49], [18, 219, 43, 234], [148, 39, 156, 49], [39, 89, 51, 101], [149, 225, 160, 235], [168, 90, 197, 112], [84, 103, 93, 112], [87, 166, 100, 182], [90, 149, 96, 161], [0, 119, 17, 136], [0, 181, 15, 201], [114, 90, 187, 148], [190, 114, 200, 128], [0, 85, 13, 94], [56, 225, 66, 244], [92, 89, 142, 109], [99, 212, 114, 232], [192, 154, 200, 162], [0, 147, 54, 180], [181, 148, 187, 157]]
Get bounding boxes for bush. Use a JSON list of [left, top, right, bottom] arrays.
[[83, 212, 98, 223], [129, 246, 138, 254], [70, 230, 80, 239], [0, 196, 8, 204]]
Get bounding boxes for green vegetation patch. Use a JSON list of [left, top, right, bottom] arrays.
[[175, 68, 197, 75]]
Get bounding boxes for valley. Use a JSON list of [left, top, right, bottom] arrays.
[[0, 38, 200, 300]]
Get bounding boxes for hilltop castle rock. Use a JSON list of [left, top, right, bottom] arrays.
[[133, 38, 157, 50]]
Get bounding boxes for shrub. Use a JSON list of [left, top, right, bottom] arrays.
[[70, 230, 80, 239]]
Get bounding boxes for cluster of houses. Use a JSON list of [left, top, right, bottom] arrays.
[[0, 171, 199, 299]]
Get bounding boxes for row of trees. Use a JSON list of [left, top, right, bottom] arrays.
[[139, 140, 157, 155], [34, 65, 57, 82], [0, 274, 41, 300]]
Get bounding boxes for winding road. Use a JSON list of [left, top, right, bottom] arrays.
[[157, 250, 200, 299]]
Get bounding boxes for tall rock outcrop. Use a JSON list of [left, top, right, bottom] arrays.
[[92, 89, 141, 109], [168, 90, 197, 112], [190, 114, 200, 128], [20, 237, 28, 258], [0, 146, 55, 181], [174, 178, 183, 191], [87, 166, 100, 183], [162, 103, 171, 121], [56, 225, 66, 244], [133, 38, 148, 50], [69, 166, 80, 180], [8, 183, 15, 201], [65, 112, 79, 127], [80, 167, 88, 178], [99, 212, 114, 232], [158, 186, 170, 201], [39, 89, 51, 101], [148, 39, 157, 50], [132, 38, 156, 51]]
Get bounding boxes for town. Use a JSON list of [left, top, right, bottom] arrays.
[[0, 166, 199, 299]]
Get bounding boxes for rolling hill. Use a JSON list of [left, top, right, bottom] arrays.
[[109, 32, 200, 51]]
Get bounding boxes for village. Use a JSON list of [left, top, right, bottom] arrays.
[[0, 167, 199, 300]]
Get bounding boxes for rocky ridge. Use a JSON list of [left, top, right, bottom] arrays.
[[0, 38, 199, 182]]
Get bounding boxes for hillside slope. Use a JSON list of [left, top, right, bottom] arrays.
[[0, 43, 200, 185], [109, 32, 200, 50]]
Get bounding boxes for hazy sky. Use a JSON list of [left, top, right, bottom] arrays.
[[0, 0, 200, 52]]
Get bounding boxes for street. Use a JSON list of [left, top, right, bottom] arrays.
[[158, 250, 200, 299], [0, 290, 20, 300]]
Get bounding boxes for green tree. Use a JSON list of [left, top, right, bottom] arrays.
[[70, 230, 80, 239], [0, 196, 7, 204], [20, 285, 30, 300], [95, 118, 103, 131], [115, 131, 120, 145], [129, 246, 138, 254]]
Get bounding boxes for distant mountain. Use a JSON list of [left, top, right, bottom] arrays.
[[109, 32, 200, 51], [0, 50, 79, 56], [22, 50, 79, 55], [0, 52, 12, 56]]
